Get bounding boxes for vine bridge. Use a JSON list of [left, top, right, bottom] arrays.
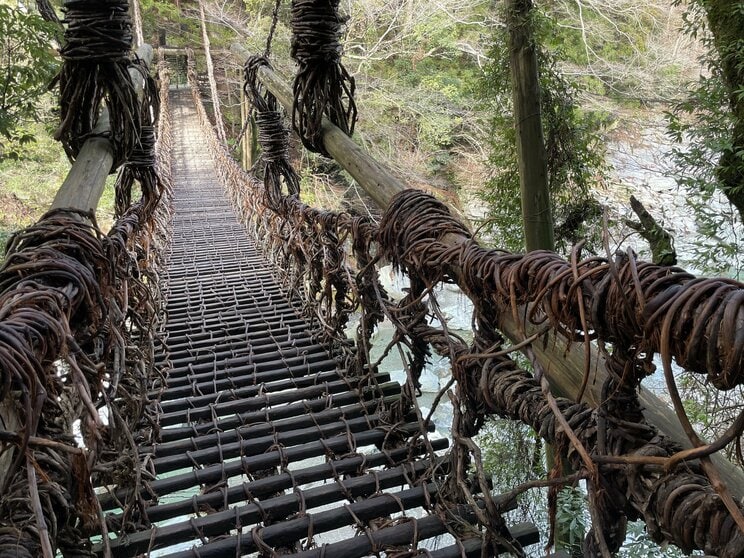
[[0, 3, 743, 558]]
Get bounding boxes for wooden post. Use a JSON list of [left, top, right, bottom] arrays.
[[240, 88, 259, 170], [240, 86, 248, 168], [700, 0, 744, 220], [240, 88, 255, 169], [253, 64, 744, 500], [131, 0, 144, 48], [51, 43, 154, 213], [506, 0, 554, 252]]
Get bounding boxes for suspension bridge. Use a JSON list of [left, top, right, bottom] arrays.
[[0, 2, 743, 557]]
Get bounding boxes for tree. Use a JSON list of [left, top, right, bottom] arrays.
[[0, 4, 58, 159], [506, 0, 554, 251], [666, 0, 744, 275], [698, 0, 744, 220], [479, 3, 606, 254]]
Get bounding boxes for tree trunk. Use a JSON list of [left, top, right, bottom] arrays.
[[702, 0, 744, 220], [625, 195, 677, 265], [240, 87, 259, 170], [506, 0, 554, 252], [131, 0, 144, 47]]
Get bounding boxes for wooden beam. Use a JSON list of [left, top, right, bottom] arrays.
[[197, 0, 227, 144], [257, 65, 406, 209], [51, 43, 154, 213], [240, 87, 258, 169], [255, 64, 744, 500]]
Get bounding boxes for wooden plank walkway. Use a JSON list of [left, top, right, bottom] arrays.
[[93, 90, 538, 557]]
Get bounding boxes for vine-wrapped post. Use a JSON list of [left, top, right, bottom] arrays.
[[289, 0, 357, 156]]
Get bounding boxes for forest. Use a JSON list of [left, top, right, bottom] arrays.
[[1, 0, 743, 556], [3, 0, 744, 269]]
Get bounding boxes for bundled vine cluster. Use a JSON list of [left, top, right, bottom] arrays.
[[289, 0, 357, 155], [0, 4, 173, 553], [379, 190, 744, 557], [53, 0, 141, 168], [244, 56, 300, 211]]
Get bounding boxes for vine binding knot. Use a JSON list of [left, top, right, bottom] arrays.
[[244, 55, 300, 210], [290, 0, 357, 156], [53, 0, 140, 170]]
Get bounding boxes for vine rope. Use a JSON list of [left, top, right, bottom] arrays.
[[53, 0, 140, 169], [290, 0, 357, 156], [244, 55, 300, 211], [191, 47, 744, 556], [0, 58, 171, 557]]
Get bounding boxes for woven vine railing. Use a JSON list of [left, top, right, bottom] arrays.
[[0, 54, 172, 558], [186, 46, 744, 557]]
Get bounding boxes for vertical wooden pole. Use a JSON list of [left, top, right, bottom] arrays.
[[131, 0, 144, 47], [225, 66, 234, 136], [700, 0, 744, 219], [506, 4, 579, 552], [506, 0, 553, 252], [240, 87, 249, 169]]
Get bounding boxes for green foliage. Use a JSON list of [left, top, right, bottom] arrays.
[[665, 0, 744, 276], [555, 487, 588, 552], [139, 0, 199, 47], [0, 4, 59, 159], [0, 120, 116, 266], [619, 521, 687, 558], [0, 121, 67, 221], [478, 418, 549, 544], [478, 5, 607, 253], [544, 1, 669, 98]]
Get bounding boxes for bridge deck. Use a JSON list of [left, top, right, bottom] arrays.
[[94, 90, 537, 557]]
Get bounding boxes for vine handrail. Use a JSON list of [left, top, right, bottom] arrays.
[[0, 38, 170, 557], [252, 61, 744, 497]]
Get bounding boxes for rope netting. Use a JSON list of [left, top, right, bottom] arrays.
[[187, 35, 744, 555], [0, 49, 172, 557]]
